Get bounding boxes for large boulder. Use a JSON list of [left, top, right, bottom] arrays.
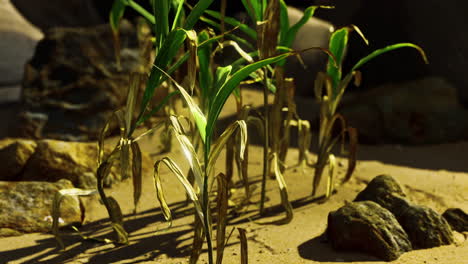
[[315, 0, 468, 107], [15, 21, 148, 141], [0, 138, 151, 189], [0, 138, 37, 181], [0, 179, 82, 236], [11, 0, 103, 31], [339, 77, 468, 144], [20, 140, 101, 188], [327, 201, 412, 261], [0, 0, 43, 103]]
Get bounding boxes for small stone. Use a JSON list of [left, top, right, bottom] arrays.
[[442, 208, 468, 232], [0, 179, 82, 235], [327, 201, 412, 261]]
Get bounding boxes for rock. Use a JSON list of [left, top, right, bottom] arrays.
[[442, 208, 468, 233], [20, 139, 111, 189], [315, 0, 468, 107], [11, 0, 103, 31], [354, 174, 407, 214], [0, 138, 37, 181], [16, 21, 148, 141], [0, 0, 43, 103], [15, 138, 152, 189], [398, 204, 454, 249], [339, 77, 468, 144], [327, 201, 412, 261], [0, 179, 82, 236], [355, 175, 454, 249]]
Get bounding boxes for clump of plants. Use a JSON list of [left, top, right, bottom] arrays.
[[51, 1, 427, 263]]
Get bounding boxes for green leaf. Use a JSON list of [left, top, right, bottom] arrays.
[[109, 0, 127, 34], [126, 0, 155, 24], [241, 0, 263, 22], [184, 0, 215, 30], [327, 27, 349, 90], [139, 29, 187, 119], [351, 42, 429, 71], [153, 0, 170, 47], [213, 66, 233, 94], [204, 10, 257, 40], [280, 6, 320, 48], [206, 52, 291, 149], [151, 65, 207, 142], [278, 0, 289, 47]]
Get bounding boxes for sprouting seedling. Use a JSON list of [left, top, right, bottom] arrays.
[[312, 25, 428, 199]]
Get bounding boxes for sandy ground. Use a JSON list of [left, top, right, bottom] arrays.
[[0, 89, 467, 264]]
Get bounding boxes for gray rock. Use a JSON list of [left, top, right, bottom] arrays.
[[0, 179, 82, 236], [442, 208, 468, 233], [16, 21, 147, 141], [11, 0, 103, 31], [327, 201, 412, 261], [354, 175, 454, 249], [340, 77, 468, 144], [354, 174, 408, 214], [398, 204, 454, 249], [0, 138, 37, 181], [0, 0, 42, 94], [316, 0, 468, 107]]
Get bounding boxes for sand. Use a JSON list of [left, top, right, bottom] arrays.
[[0, 89, 467, 264]]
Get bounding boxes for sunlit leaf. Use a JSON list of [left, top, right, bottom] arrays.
[[352, 42, 428, 71], [151, 64, 207, 142], [207, 120, 247, 177], [52, 188, 97, 249], [169, 116, 204, 191], [325, 154, 336, 199], [271, 153, 293, 224], [153, 157, 205, 228]]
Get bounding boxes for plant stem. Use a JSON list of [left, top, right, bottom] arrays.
[[259, 70, 269, 215]]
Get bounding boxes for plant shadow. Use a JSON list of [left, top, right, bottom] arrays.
[[1, 201, 196, 264]]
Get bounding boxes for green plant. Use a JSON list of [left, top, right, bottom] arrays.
[[312, 26, 428, 198]]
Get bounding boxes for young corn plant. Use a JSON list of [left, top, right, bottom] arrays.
[[203, 1, 333, 218], [312, 26, 428, 199], [152, 42, 295, 263]]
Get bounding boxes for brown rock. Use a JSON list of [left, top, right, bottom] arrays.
[[0, 138, 37, 181], [327, 201, 412, 261], [442, 208, 468, 233], [19, 139, 152, 189], [0, 179, 82, 236], [21, 139, 98, 188], [355, 175, 454, 249]]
